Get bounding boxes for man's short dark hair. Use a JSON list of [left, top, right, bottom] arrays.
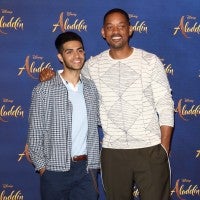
[[55, 31, 84, 53], [103, 8, 130, 25]]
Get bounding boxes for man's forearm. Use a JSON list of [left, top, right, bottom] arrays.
[[160, 125, 174, 154]]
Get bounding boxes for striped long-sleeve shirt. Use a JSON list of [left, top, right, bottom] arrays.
[[82, 48, 174, 149]]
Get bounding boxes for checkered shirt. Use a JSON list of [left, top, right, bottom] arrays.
[[27, 73, 100, 171]]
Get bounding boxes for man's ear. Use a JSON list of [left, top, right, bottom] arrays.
[[129, 26, 133, 36], [57, 53, 63, 63], [101, 27, 105, 39]]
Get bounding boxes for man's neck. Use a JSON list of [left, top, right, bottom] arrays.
[[61, 70, 81, 86], [109, 46, 133, 59]]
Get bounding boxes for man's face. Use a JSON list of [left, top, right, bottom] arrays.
[[57, 40, 85, 71], [101, 12, 132, 50]]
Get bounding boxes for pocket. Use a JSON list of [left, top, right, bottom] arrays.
[[149, 144, 168, 164], [160, 144, 169, 157]]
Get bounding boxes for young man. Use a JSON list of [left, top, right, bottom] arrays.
[[27, 31, 100, 200], [35, 8, 174, 200]]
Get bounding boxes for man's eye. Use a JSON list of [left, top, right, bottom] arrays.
[[118, 25, 125, 29], [65, 51, 72, 54], [106, 26, 113, 31], [78, 49, 84, 53]]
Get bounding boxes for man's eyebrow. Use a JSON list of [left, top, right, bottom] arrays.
[[63, 47, 83, 51]]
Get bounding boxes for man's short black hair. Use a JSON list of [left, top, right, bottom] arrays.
[[55, 31, 84, 53], [103, 8, 130, 25]]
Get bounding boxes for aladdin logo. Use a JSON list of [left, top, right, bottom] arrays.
[[18, 149, 26, 162], [18, 55, 53, 79], [160, 58, 174, 76], [173, 15, 200, 38], [196, 150, 200, 158], [171, 179, 200, 199], [0, 98, 24, 122], [129, 14, 148, 33], [18, 152, 25, 162], [52, 11, 87, 32], [1, 184, 23, 200], [0, 9, 24, 34], [175, 98, 200, 121]]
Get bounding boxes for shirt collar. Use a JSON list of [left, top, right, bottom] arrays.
[[58, 70, 82, 92]]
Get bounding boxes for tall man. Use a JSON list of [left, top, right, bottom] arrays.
[[82, 8, 174, 200], [27, 31, 100, 200], [32, 8, 174, 200]]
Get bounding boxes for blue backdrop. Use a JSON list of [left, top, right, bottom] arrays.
[[0, 0, 200, 199]]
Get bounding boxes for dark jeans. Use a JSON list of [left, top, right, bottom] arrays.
[[40, 160, 99, 200]]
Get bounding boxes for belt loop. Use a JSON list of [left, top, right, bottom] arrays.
[[72, 156, 77, 162]]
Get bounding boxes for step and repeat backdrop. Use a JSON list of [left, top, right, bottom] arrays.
[[0, 0, 199, 199]]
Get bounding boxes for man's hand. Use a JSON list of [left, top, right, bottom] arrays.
[[39, 167, 46, 176], [39, 68, 56, 82], [24, 144, 32, 163]]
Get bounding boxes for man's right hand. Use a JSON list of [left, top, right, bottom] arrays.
[[39, 68, 56, 82], [39, 167, 46, 176]]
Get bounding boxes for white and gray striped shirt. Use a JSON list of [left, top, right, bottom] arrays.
[[83, 48, 174, 149]]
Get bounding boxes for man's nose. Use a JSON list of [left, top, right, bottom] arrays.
[[112, 25, 120, 32], [73, 51, 80, 57]]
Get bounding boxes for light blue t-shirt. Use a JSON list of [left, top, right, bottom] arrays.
[[59, 73, 88, 157]]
